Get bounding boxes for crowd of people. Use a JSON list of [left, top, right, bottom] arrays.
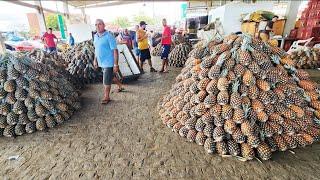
[[41, 18, 175, 104]]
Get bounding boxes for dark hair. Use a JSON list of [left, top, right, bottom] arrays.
[[273, 15, 279, 18], [48, 28, 52, 30]]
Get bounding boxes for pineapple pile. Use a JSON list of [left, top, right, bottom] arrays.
[[0, 53, 81, 138], [27, 49, 85, 89], [168, 43, 192, 67], [158, 34, 320, 161], [289, 48, 320, 69], [63, 40, 102, 83], [151, 41, 179, 57]]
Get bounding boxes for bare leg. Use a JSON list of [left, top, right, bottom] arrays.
[[103, 85, 111, 100], [164, 59, 169, 72], [148, 59, 157, 72], [160, 59, 165, 72], [140, 60, 144, 73], [112, 77, 123, 90]]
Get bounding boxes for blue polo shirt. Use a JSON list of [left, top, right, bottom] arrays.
[[93, 31, 117, 68]]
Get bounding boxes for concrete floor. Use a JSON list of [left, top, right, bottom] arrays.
[[0, 60, 320, 179]]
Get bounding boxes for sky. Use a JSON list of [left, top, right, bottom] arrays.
[[0, 1, 184, 32]]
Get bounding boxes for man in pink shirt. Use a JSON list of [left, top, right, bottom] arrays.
[[42, 28, 58, 53], [160, 18, 171, 73]]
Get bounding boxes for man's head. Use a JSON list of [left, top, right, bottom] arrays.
[[135, 25, 139, 31], [95, 19, 105, 33], [139, 21, 147, 30], [123, 28, 129, 35], [69, 32, 72, 36], [162, 18, 167, 26], [48, 28, 52, 34], [272, 15, 279, 22]]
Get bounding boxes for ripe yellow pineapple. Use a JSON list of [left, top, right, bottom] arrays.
[[217, 90, 229, 105], [240, 120, 254, 136], [216, 141, 228, 155], [298, 80, 316, 91], [256, 79, 270, 91], [243, 70, 255, 86], [241, 143, 255, 160], [224, 119, 237, 134], [217, 70, 229, 91], [256, 111, 268, 122], [273, 135, 288, 151], [289, 105, 305, 118], [248, 85, 259, 100], [232, 108, 245, 124], [251, 99, 264, 112], [257, 142, 272, 160]]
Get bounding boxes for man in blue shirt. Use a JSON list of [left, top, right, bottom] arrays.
[[93, 19, 124, 104], [69, 33, 75, 46]]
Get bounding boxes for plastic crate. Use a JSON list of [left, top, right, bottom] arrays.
[[297, 28, 305, 39], [303, 27, 320, 39], [289, 29, 298, 38], [301, 11, 310, 19], [307, 18, 320, 27]]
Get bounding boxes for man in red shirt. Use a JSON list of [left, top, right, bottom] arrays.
[[160, 19, 171, 73], [42, 28, 58, 53]]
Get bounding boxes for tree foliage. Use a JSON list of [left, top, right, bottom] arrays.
[[132, 12, 158, 26], [113, 16, 130, 28], [45, 14, 59, 31]]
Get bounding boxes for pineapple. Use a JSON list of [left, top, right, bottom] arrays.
[[196, 90, 207, 103], [217, 69, 229, 91], [45, 115, 57, 128], [206, 79, 219, 95], [289, 105, 304, 118], [230, 80, 242, 109], [204, 137, 216, 153], [258, 91, 271, 105], [204, 94, 216, 108], [265, 137, 278, 152], [212, 126, 226, 142], [247, 134, 261, 148], [4, 80, 16, 93], [252, 99, 265, 113], [25, 122, 36, 133], [269, 113, 284, 124], [203, 123, 214, 137], [233, 64, 245, 77], [197, 78, 210, 91], [6, 112, 18, 125], [232, 108, 245, 124], [14, 124, 25, 136], [241, 143, 255, 160], [248, 61, 260, 74], [187, 129, 197, 142], [256, 79, 270, 91], [221, 105, 233, 120], [242, 70, 255, 86], [282, 134, 297, 149], [227, 139, 240, 156], [3, 125, 15, 137], [232, 128, 245, 143], [35, 118, 47, 131], [238, 49, 252, 66], [201, 111, 214, 124], [257, 142, 272, 160], [213, 116, 224, 127], [185, 117, 197, 130], [216, 141, 228, 155], [217, 90, 229, 105], [195, 103, 206, 116], [209, 104, 221, 117], [240, 120, 254, 136], [273, 135, 287, 151], [248, 85, 259, 100], [195, 131, 207, 145]]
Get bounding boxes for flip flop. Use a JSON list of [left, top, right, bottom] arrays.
[[116, 88, 125, 93], [101, 99, 111, 104]]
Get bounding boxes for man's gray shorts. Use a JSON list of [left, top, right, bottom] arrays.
[[102, 67, 114, 85]]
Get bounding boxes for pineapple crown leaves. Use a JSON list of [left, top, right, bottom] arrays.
[[220, 69, 228, 77], [259, 132, 266, 142], [283, 64, 297, 73], [232, 80, 240, 93], [216, 53, 227, 67], [302, 91, 311, 102], [242, 104, 251, 118], [291, 73, 300, 83], [313, 118, 320, 126], [270, 55, 281, 65]]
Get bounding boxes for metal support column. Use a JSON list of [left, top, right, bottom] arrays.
[[81, 8, 87, 24], [283, 1, 302, 36], [34, 0, 47, 34]]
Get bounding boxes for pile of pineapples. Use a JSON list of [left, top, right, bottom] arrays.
[[158, 34, 320, 161], [64, 40, 102, 83], [151, 43, 164, 57], [168, 43, 192, 67], [0, 53, 81, 138], [27, 49, 85, 89], [289, 47, 320, 69]]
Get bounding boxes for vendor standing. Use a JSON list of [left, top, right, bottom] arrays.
[[159, 18, 171, 73], [42, 28, 58, 53], [118, 29, 133, 49], [69, 33, 75, 46], [259, 15, 279, 41]]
